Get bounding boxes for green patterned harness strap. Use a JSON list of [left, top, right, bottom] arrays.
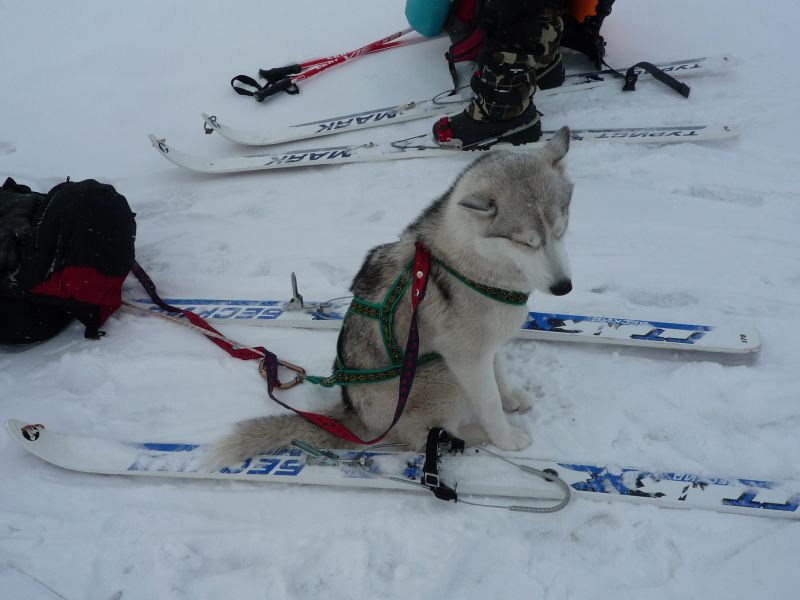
[[435, 259, 530, 305], [305, 256, 530, 388]]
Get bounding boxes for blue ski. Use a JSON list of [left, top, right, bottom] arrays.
[[126, 296, 759, 354], [7, 419, 795, 519]]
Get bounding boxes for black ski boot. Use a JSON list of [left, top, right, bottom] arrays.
[[433, 49, 542, 149], [432, 101, 542, 149], [433, 0, 567, 150]]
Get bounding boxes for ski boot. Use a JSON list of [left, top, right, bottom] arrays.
[[433, 0, 567, 150], [433, 49, 542, 150]]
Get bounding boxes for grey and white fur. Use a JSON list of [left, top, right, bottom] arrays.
[[211, 126, 574, 467]]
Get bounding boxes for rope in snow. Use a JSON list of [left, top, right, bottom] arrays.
[[122, 300, 266, 356]]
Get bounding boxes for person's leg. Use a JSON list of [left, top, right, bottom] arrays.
[[433, 0, 567, 149]]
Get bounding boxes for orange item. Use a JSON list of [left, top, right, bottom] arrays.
[[569, 0, 598, 22]]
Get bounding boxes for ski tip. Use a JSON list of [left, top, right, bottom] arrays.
[[738, 328, 761, 353], [201, 113, 220, 129], [5, 419, 44, 444], [201, 113, 221, 136], [148, 134, 170, 155], [692, 53, 736, 69], [719, 124, 739, 138]]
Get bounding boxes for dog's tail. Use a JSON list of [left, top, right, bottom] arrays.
[[207, 405, 369, 470]]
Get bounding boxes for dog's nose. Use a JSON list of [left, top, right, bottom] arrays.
[[549, 280, 572, 296]]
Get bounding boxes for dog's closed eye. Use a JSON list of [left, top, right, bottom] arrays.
[[511, 231, 541, 250], [458, 195, 497, 215]]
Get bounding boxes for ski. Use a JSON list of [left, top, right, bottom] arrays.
[[127, 295, 760, 354], [206, 55, 734, 147], [8, 419, 798, 519], [149, 124, 737, 175]]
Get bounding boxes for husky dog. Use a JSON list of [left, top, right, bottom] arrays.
[[212, 127, 573, 466]]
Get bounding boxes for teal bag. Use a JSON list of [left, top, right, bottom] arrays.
[[405, 0, 453, 37]]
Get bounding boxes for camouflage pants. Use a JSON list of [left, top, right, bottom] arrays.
[[468, 8, 565, 121]]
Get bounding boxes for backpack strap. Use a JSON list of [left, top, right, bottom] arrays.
[[444, 0, 483, 89]]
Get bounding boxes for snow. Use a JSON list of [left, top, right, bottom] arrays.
[[2, 0, 800, 597]]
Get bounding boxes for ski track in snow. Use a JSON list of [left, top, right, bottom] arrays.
[[2, 1, 800, 598]]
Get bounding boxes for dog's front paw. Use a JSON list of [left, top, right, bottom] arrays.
[[501, 387, 534, 412], [491, 425, 532, 451]]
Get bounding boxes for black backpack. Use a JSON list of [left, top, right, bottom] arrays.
[[0, 177, 136, 344]]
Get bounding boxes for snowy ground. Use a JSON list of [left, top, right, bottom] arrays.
[[2, 1, 800, 598]]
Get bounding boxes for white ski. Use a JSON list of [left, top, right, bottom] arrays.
[[204, 55, 734, 147], [126, 296, 760, 354], [8, 419, 798, 519], [149, 124, 737, 175]]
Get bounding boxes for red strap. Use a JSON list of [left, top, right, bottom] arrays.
[[131, 261, 265, 361], [412, 241, 431, 309]]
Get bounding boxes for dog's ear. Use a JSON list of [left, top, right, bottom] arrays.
[[541, 126, 570, 167], [458, 194, 497, 217]]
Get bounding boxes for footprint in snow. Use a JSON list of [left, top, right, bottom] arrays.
[[676, 185, 763, 207], [626, 290, 697, 308]]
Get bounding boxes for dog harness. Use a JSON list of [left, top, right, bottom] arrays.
[[306, 252, 530, 388]]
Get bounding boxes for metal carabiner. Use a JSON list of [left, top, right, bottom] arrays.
[[259, 357, 306, 390]]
